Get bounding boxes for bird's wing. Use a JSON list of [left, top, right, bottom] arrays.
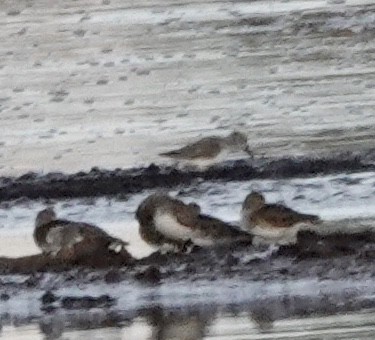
[[159, 137, 222, 159], [76, 221, 129, 246], [255, 205, 319, 228], [153, 199, 199, 241], [49, 219, 127, 247], [45, 225, 66, 246], [196, 214, 252, 239]]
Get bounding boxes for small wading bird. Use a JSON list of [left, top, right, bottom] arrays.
[[34, 207, 129, 260], [159, 131, 253, 169], [241, 191, 321, 244], [136, 193, 253, 253]]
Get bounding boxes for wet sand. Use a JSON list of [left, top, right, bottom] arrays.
[[1, 152, 374, 201], [0, 0, 375, 175], [1, 173, 375, 338]]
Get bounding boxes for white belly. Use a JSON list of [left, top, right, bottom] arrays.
[[250, 225, 300, 245], [154, 211, 216, 246], [178, 149, 230, 170], [154, 211, 194, 241]]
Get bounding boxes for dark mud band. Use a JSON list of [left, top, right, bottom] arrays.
[[0, 151, 373, 201]]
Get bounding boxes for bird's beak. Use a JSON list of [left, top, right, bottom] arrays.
[[244, 145, 254, 158]]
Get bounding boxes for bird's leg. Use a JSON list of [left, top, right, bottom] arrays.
[[266, 243, 280, 255], [244, 145, 254, 158], [180, 239, 195, 254]]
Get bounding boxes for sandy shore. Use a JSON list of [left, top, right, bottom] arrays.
[[1, 1, 375, 338], [1, 0, 375, 175]]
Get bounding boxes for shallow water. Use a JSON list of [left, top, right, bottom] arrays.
[[3, 310, 375, 340], [2, 171, 375, 258], [2, 289, 375, 340]]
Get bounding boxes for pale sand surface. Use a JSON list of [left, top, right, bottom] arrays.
[[0, 0, 374, 175]]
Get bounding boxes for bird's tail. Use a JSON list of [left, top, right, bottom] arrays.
[[304, 214, 321, 225], [107, 238, 129, 254], [159, 150, 180, 158]]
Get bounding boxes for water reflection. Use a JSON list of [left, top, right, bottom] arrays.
[[249, 308, 274, 332], [143, 306, 214, 340], [2, 293, 375, 339], [36, 310, 131, 340]]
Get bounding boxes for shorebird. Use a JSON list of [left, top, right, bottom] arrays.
[[159, 131, 252, 169], [34, 207, 129, 260], [136, 193, 252, 252], [241, 191, 320, 244]]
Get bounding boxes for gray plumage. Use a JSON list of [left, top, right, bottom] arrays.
[[159, 131, 252, 161], [240, 192, 322, 245], [34, 207, 128, 259], [136, 193, 252, 252]]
